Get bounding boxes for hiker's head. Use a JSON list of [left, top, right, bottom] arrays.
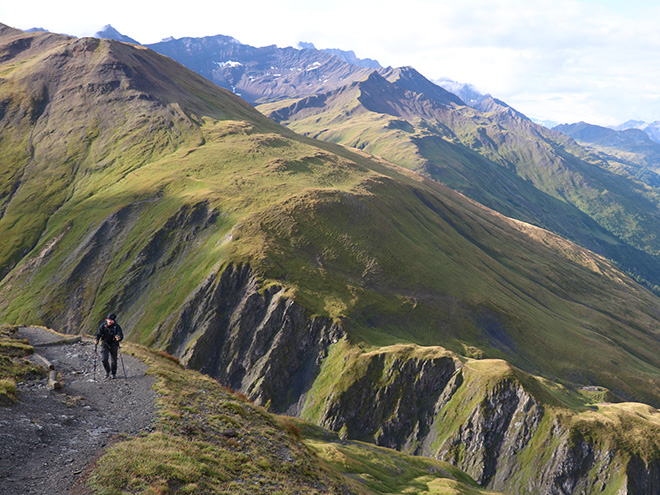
[[106, 313, 117, 324]]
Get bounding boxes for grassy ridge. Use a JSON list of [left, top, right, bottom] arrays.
[[299, 341, 660, 492], [86, 344, 500, 495], [88, 346, 353, 494], [230, 170, 660, 404], [259, 71, 660, 290], [3, 28, 660, 408]]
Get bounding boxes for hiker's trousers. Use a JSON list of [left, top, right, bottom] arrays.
[[100, 342, 119, 376]]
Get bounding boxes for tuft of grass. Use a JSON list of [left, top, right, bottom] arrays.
[[0, 378, 16, 404], [0, 324, 45, 403], [156, 350, 182, 366]]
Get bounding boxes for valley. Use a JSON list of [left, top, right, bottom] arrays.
[[2, 23, 660, 493]]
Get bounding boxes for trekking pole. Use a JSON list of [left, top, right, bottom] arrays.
[[93, 343, 98, 381], [118, 344, 127, 380]]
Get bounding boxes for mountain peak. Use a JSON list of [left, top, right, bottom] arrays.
[[474, 95, 530, 120], [296, 41, 381, 69], [94, 24, 141, 45], [378, 66, 465, 106], [320, 47, 381, 69], [435, 77, 486, 107]]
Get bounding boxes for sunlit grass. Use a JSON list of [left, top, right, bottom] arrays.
[[0, 324, 45, 403]]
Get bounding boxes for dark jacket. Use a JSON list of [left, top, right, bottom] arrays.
[[96, 321, 123, 346]]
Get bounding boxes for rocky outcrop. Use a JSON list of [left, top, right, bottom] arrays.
[[439, 379, 544, 487], [626, 455, 660, 495], [318, 350, 459, 448], [288, 346, 660, 494], [164, 263, 344, 415], [535, 425, 607, 495]]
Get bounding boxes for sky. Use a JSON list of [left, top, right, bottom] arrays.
[[2, 0, 660, 126]]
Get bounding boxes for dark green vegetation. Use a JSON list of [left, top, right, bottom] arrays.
[[259, 68, 660, 292], [4, 24, 660, 493]]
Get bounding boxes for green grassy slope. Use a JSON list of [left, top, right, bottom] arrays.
[[0, 329, 499, 495], [298, 341, 660, 493], [0, 24, 268, 280], [259, 69, 660, 290], [2, 26, 660, 409]]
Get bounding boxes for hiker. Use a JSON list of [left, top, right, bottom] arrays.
[[95, 313, 124, 379]]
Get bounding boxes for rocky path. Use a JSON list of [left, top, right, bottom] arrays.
[[0, 327, 156, 495]]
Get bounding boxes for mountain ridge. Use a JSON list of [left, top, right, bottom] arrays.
[[297, 41, 381, 69], [5, 24, 660, 493], [258, 62, 660, 293], [3, 25, 660, 405], [144, 33, 374, 103], [614, 119, 660, 143]]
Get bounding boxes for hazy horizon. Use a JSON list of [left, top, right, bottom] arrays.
[[2, 0, 660, 127]]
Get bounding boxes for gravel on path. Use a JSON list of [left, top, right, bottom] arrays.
[[0, 326, 157, 495]]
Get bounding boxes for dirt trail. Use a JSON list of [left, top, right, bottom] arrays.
[[0, 326, 156, 495]]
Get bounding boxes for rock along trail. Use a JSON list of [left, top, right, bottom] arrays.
[[0, 326, 156, 495]]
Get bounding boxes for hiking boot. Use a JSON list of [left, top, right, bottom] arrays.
[[111, 374, 116, 379]]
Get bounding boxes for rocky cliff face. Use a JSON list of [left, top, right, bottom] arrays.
[[164, 263, 345, 415], [317, 349, 460, 448], [152, 262, 660, 494], [438, 379, 544, 487], [306, 350, 660, 493]]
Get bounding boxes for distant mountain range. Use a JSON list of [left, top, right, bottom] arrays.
[[554, 121, 660, 187], [94, 25, 380, 104], [90, 24, 660, 145], [297, 41, 381, 69], [613, 119, 660, 143], [555, 121, 660, 158]]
